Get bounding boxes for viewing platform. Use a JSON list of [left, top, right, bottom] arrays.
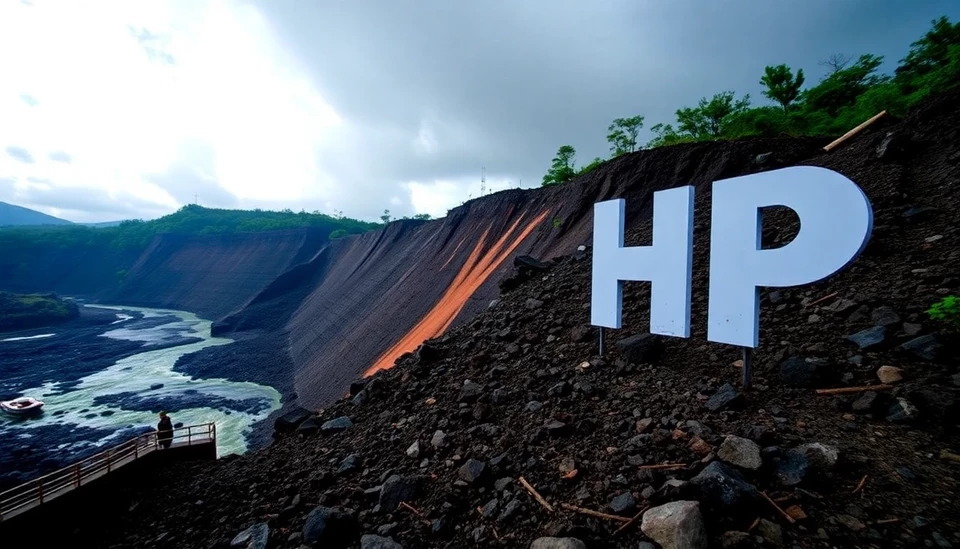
[[0, 422, 217, 523]]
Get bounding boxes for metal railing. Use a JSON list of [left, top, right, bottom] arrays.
[[0, 422, 216, 522]]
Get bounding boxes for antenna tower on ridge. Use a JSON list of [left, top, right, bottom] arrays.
[[480, 167, 486, 196]]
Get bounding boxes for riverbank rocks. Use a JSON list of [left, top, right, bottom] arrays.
[[641, 500, 708, 549], [274, 407, 313, 434]]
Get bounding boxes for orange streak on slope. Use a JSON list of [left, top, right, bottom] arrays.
[[365, 210, 549, 376], [441, 237, 467, 270]]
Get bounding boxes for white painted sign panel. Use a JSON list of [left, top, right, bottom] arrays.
[[591, 166, 873, 348]]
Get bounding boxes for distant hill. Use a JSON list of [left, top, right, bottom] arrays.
[[78, 220, 126, 228], [0, 202, 72, 227]]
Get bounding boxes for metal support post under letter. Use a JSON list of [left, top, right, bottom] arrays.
[[741, 347, 752, 389], [598, 327, 604, 356]]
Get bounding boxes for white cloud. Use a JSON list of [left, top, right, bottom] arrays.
[[0, 0, 349, 222]]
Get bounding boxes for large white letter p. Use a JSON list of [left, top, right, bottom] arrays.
[[708, 166, 873, 347]]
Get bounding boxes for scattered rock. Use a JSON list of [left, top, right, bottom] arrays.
[[706, 384, 743, 412], [796, 442, 839, 471], [876, 365, 904, 384], [616, 333, 665, 364], [609, 491, 636, 514], [757, 519, 783, 546], [458, 459, 487, 484], [230, 523, 268, 549], [302, 506, 360, 547], [460, 380, 483, 403], [320, 416, 353, 434], [379, 476, 422, 512], [337, 454, 361, 475], [690, 461, 759, 511], [274, 407, 313, 434], [846, 326, 887, 350], [529, 537, 586, 549], [361, 534, 404, 549], [430, 430, 448, 449], [406, 441, 421, 458], [887, 397, 919, 423], [770, 449, 810, 486], [718, 435, 762, 470], [871, 306, 901, 327], [897, 334, 941, 361], [525, 298, 544, 309], [641, 500, 708, 549], [780, 357, 834, 388]]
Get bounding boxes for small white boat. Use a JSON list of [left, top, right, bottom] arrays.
[[0, 397, 45, 416]]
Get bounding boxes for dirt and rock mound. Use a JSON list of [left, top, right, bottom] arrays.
[[6, 91, 960, 548]]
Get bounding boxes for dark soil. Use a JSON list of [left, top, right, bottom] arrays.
[[5, 90, 960, 549]]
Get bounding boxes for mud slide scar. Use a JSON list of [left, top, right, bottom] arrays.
[[366, 210, 549, 375]]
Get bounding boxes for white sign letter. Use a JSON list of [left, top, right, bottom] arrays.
[[591, 186, 694, 337], [708, 166, 873, 347]]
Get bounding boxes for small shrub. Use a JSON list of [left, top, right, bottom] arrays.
[[551, 216, 562, 229], [927, 295, 960, 328]]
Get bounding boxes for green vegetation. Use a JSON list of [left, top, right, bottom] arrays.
[[927, 295, 960, 329], [0, 291, 80, 332], [0, 204, 380, 252], [542, 16, 960, 186], [551, 216, 562, 229]]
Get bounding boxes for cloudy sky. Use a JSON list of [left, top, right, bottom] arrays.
[[1, 0, 957, 223]]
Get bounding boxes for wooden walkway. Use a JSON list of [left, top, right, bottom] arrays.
[[0, 423, 216, 522]]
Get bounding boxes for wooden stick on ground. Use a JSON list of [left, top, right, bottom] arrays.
[[638, 463, 687, 471], [747, 517, 761, 531], [852, 475, 869, 494], [816, 385, 894, 395], [940, 450, 960, 464], [560, 503, 631, 523], [873, 518, 902, 525], [823, 110, 888, 152], [760, 491, 797, 524], [399, 501, 432, 526], [806, 292, 839, 308], [518, 476, 555, 513], [614, 506, 650, 535]]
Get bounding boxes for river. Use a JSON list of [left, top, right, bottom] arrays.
[[0, 304, 282, 488]]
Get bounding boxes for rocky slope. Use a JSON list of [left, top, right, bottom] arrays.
[[7, 90, 960, 548]]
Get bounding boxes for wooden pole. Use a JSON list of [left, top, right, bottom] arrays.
[[823, 111, 887, 152]]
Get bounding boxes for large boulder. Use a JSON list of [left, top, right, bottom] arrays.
[[274, 407, 313, 434], [529, 538, 586, 549], [617, 334, 665, 364]]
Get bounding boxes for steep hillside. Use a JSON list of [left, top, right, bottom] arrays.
[[13, 88, 959, 549], [111, 228, 328, 321], [0, 201, 72, 226]]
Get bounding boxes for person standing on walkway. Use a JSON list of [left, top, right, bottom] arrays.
[[157, 411, 174, 449]]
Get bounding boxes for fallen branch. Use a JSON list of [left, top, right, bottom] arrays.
[[747, 517, 761, 531], [614, 507, 650, 535], [873, 518, 902, 526], [940, 450, 960, 464], [760, 491, 796, 524], [399, 501, 431, 526], [638, 463, 687, 471], [823, 110, 888, 153], [560, 503, 631, 523], [518, 476, 554, 513], [852, 475, 868, 494], [816, 385, 894, 395]]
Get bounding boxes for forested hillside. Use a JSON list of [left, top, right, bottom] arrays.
[[542, 16, 960, 185]]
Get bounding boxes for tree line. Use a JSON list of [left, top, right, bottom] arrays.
[[542, 16, 960, 187]]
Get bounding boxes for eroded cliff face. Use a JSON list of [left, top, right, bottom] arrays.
[[282, 136, 827, 407], [110, 228, 327, 320]]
